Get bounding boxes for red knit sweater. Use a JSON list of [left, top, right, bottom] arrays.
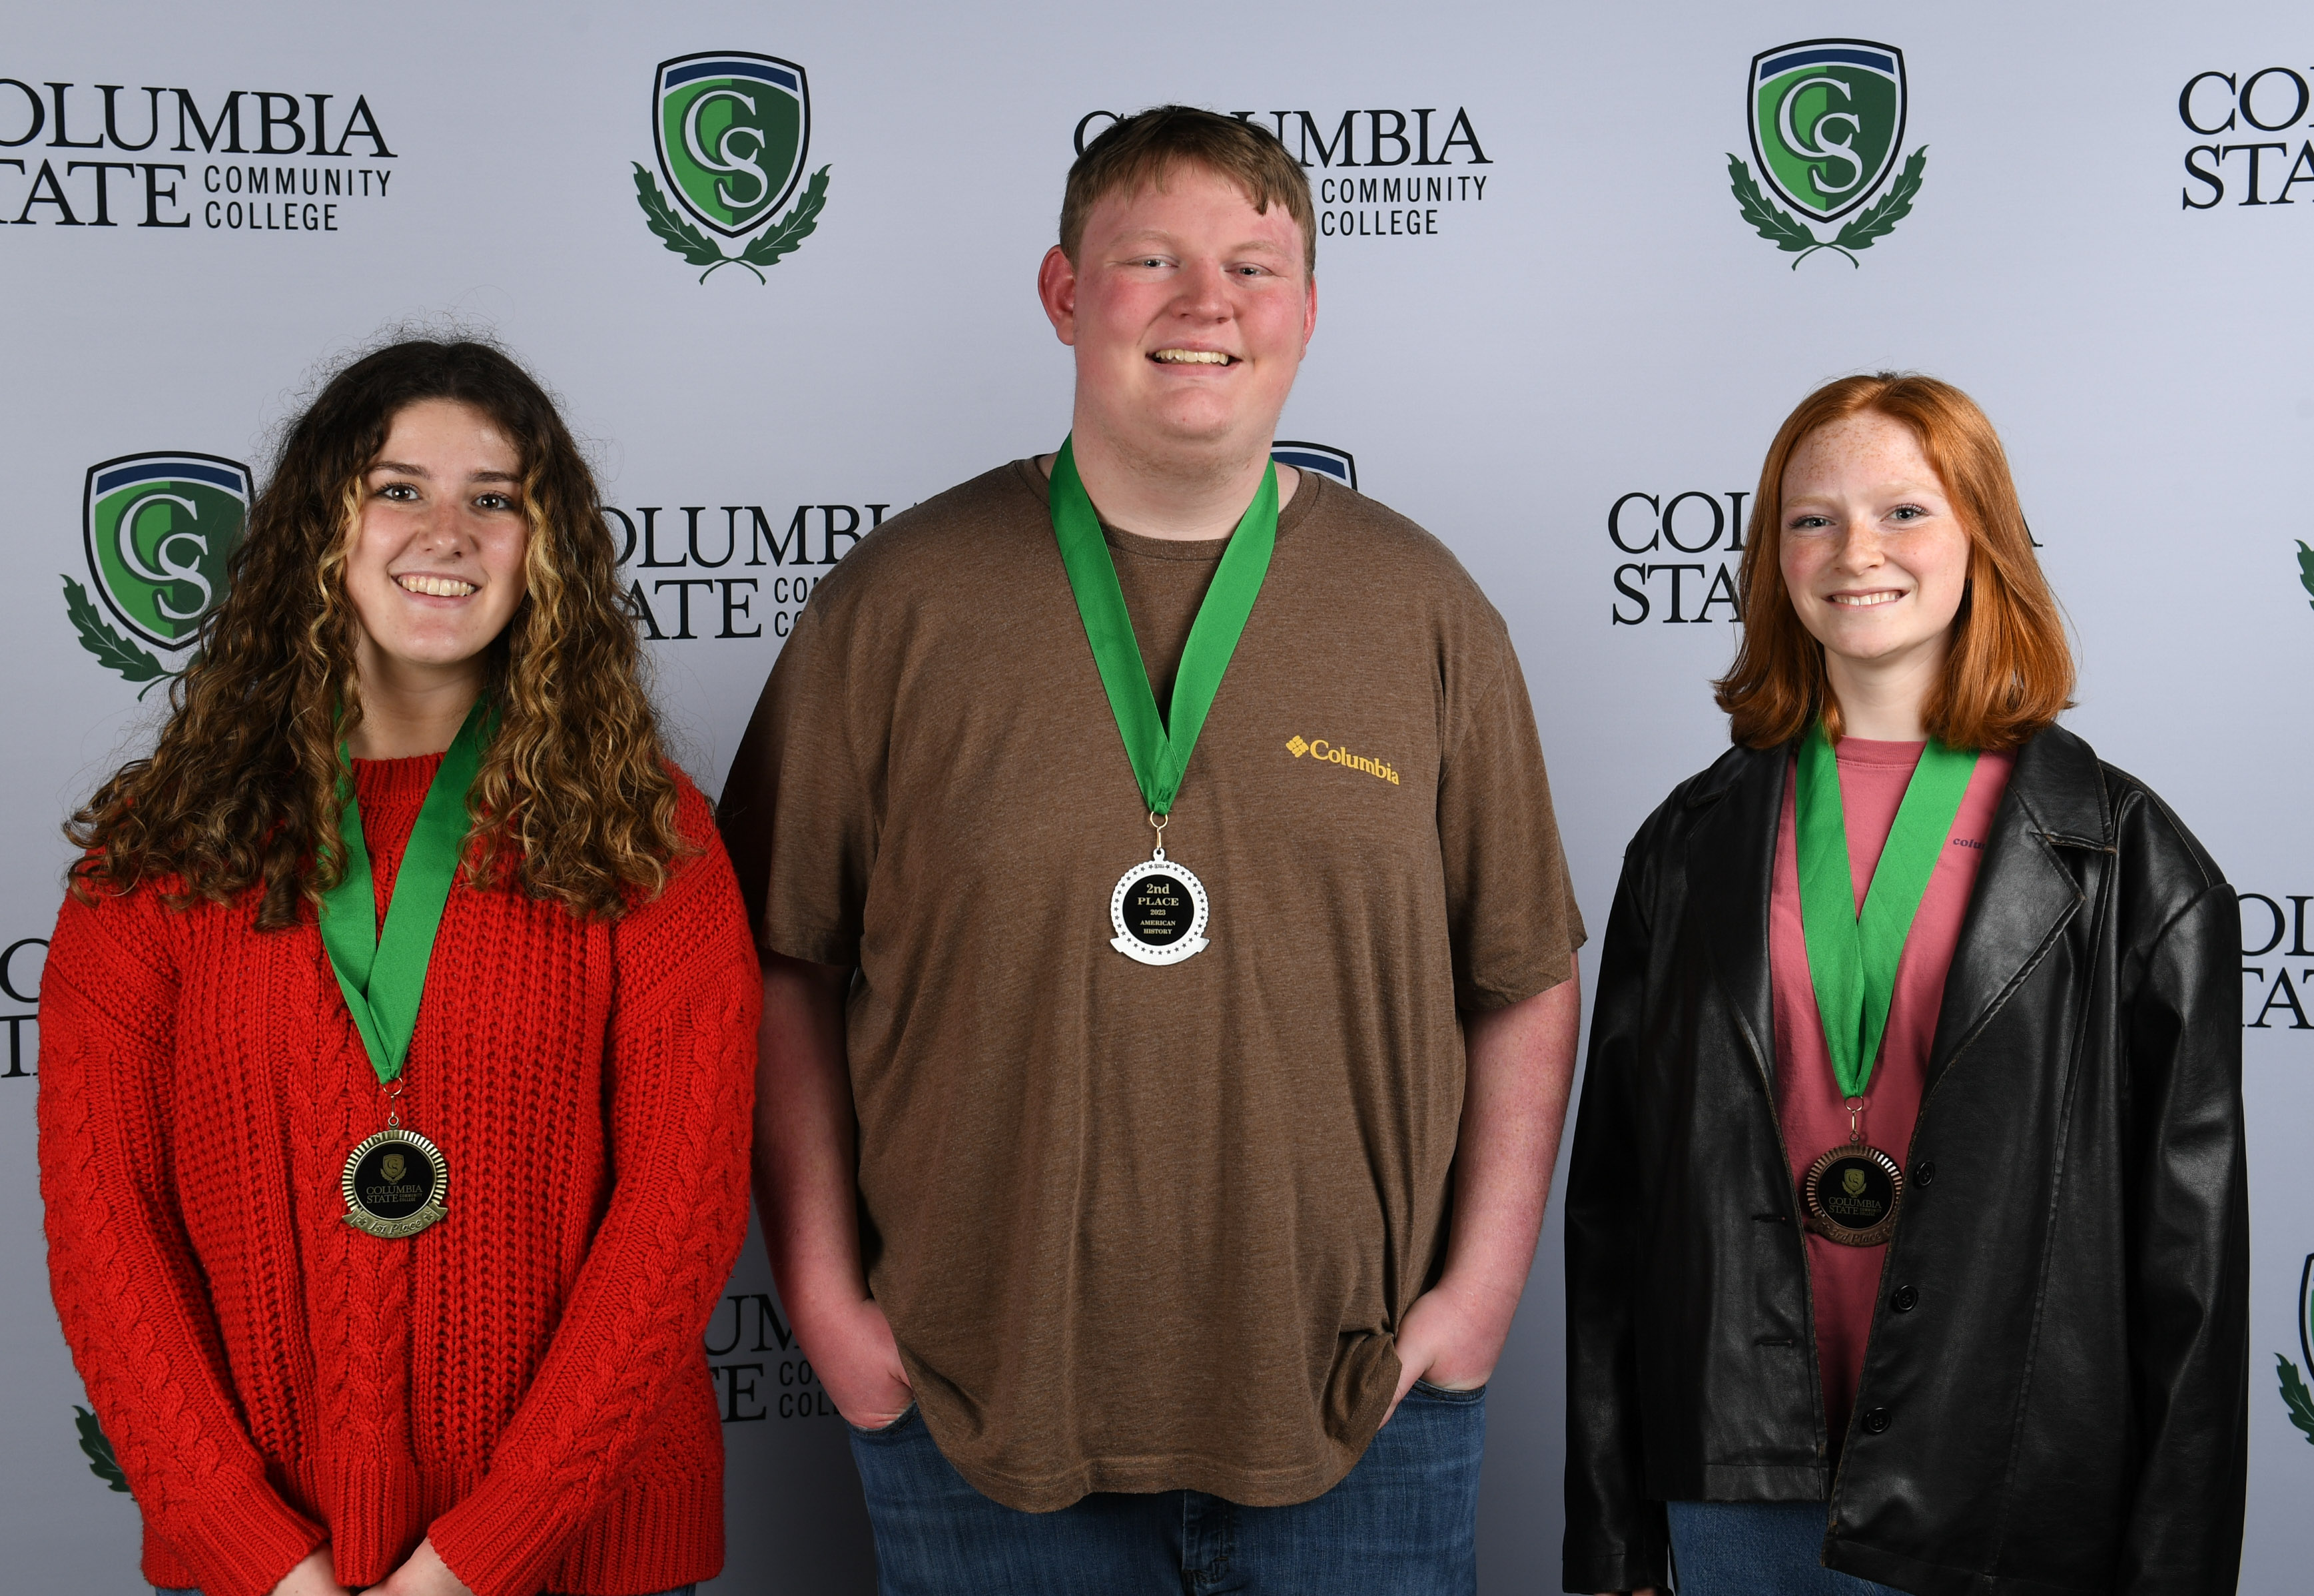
[[37, 757, 759, 1596]]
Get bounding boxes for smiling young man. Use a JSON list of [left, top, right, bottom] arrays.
[[718, 107, 1585, 1593]]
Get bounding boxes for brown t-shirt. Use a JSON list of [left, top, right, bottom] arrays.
[[719, 460, 1582, 1511]]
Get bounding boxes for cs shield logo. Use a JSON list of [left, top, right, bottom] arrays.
[[1271, 441, 1357, 492], [73, 1405, 130, 1495], [1727, 40, 1928, 268], [63, 452, 249, 692], [632, 52, 831, 284], [2280, 1254, 2314, 1447]]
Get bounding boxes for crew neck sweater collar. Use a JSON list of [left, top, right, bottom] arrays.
[[351, 751, 448, 811], [1833, 736, 1928, 770]]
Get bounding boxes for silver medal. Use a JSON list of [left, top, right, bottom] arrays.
[[1109, 816, 1210, 965]]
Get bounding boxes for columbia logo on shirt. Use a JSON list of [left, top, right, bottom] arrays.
[[1286, 735, 1400, 786]]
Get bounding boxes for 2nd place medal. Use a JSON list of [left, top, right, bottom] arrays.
[[1048, 436, 1276, 969], [1110, 815, 1210, 965], [319, 701, 490, 1240]]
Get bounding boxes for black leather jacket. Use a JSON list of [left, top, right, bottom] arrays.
[[1563, 725, 2246, 1596]]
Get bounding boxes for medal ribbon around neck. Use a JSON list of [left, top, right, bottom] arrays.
[[1794, 721, 1980, 1100], [1046, 435, 1277, 816], [318, 698, 490, 1086]]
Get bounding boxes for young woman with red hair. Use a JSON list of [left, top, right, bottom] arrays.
[[1563, 374, 2245, 1596]]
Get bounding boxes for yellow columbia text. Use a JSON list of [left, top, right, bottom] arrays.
[[1285, 735, 1400, 785]]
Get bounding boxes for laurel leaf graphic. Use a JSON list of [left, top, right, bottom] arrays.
[[631, 163, 726, 268], [63, 576, 168, 685], [2280, 1356, 2314, 1445], [1833, 147, 1930, 252], [1726, 155, 1818, 254], [2296, 540, 2314, 611], [73, 1405, 133, 1494], [736, 167, 831, 270]]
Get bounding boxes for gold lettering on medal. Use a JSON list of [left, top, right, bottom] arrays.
[[342, 1128, 450, 1238]]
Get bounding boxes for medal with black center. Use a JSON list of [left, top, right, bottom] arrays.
[[342, 1128, 451, 1239], [1047, 436, 1276, 969], [318, 701, 490, 1241], [1110, 828, 1211, 966], [1791, 725, 1980, 1251], [1800, 1134, 1902, 1246]]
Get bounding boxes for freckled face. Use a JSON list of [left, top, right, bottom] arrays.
[[342, 398, 530, 674], [1778, 411, 1972, 673]]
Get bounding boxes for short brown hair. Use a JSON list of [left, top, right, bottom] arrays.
[[1061, 105, 1316, 276], [1715, 373, 2074, 751]]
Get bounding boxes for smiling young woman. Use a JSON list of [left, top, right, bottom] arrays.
[[1565, 374, 2245, 1596], [39, 340, 757, 1596], [1716, 374, 2072, 751]]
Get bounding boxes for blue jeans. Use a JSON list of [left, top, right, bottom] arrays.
[[1666, 1501, 1900, 1595], [849, 1382, 1487, 1595]]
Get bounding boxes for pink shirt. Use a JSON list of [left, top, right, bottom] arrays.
[[1770, 737, 2014, 1445]]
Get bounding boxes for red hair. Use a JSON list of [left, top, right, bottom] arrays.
[[1715, 373, 2074, 750]]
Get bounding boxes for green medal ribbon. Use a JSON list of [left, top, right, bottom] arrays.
[[1047, 435, 1277, 817], [318, 701, 489, 1086], [1794, 721, 1980, 1100]]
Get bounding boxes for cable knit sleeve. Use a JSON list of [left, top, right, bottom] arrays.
[[425, 777, 761, 1596], [37, 883, 328, 1596]]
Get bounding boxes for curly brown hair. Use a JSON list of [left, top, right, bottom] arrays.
[[69, 338, 689, 927]]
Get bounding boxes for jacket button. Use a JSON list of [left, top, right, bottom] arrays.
[[1912, 1160, 1936, 1188], [1891, 1286, 1919, 1313], [1861, 1407, 1892, 1435]]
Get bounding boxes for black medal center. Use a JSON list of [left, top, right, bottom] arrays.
[[352, 1137, 438, 1220], [1127, 873, 1191, 946], [1815, 1154, 1894, 1227]]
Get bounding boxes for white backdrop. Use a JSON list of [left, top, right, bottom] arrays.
[[5, 3, 2310, 1591]]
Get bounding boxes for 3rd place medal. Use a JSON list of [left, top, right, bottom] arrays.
[[1792, 723, 1978, 1248], [1048, 436, 1275, 969], [1800, 1098, 1903, 1246]]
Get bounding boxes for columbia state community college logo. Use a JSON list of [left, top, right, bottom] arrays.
[[2279, 1254, 2314, 1450], [631, 52, 831, 284], [1270, 441, 1357, 492], [62, 452, 250, 691], [1728, 40, 1927, 268]]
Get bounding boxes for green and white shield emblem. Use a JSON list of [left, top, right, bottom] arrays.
[[1727, 38, 1926, 267], [80, 453, 248, 651], [2283, 1254, 2314, 1448], [1748, 40, 1906, 222], [653, 53, 809, 237]]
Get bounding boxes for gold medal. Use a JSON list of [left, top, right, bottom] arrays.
[[340, 1126, 450, 1239], [320, 702, 487, 1242]]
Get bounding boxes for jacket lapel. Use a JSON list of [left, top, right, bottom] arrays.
[[1687, 745, 1786, 1090], [1924, 725, 2110, 1090]]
